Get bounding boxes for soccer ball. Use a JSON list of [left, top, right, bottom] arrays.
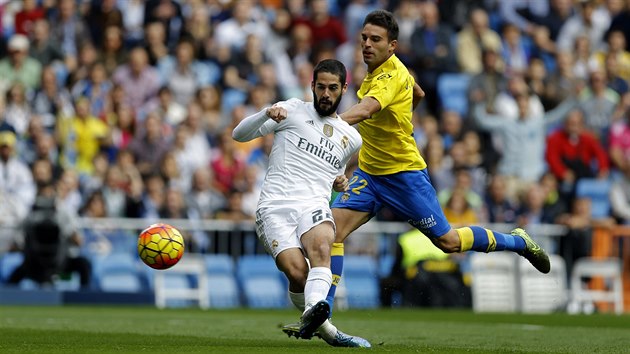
[[137, 223, 185, 270]]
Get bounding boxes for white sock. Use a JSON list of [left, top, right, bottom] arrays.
[[304, 267, 332, 311], [289, 291, 305, 311]]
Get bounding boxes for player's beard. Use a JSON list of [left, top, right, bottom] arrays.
[[313, 92, 342, 117]]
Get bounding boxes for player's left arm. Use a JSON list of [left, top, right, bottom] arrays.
[[412, 82, 425, 110], [339, 96, 381, 125]]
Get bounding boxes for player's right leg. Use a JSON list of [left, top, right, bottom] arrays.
[[327, 168, 378, 315]]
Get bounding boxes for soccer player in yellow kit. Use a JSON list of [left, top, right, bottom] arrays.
[[322, 10, 551, 314]]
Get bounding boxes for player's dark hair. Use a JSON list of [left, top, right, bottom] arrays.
[[363, 10, 399, 42], [313, 59, 347, 85]]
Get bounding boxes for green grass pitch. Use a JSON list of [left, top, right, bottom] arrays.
[[1, 306, 629, 353]]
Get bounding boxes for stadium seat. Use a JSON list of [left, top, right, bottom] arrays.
[[343, 275, 380, 309], [437, 73, 472, 117], [470, 252, 519, 313], [570, 257, 623, 314], [208, 273, 241, 308], [155, 256, 209, 309], [99, 272, 143, 293], [204, 254, 235, 275], [575, 178, 612, 218], [241, 275, 288, 308], [236, 254, 278, 285], [0, 252, 24, 284], [343, 255, 378, 278], [519, 255, 568, 313]]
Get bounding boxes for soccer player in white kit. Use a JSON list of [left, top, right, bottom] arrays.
[[232, 59, 369, 347]]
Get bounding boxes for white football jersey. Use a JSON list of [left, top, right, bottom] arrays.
[[234, 98, 362, 206]]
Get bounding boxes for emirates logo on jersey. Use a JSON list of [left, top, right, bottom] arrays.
[[341, 136, 348, 149], [323, 124, 333, 137]]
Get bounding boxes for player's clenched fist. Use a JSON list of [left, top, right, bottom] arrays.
[[333, 175, 349, 192], [266, 104, 287, 123]]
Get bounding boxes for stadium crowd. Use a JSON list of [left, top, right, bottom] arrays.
[[1, 0, 630, 274]]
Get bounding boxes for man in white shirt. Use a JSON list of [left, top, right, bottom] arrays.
[[232, 59, 369, 348]]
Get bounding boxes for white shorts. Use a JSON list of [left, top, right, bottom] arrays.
[[255, 200, 335, 259]]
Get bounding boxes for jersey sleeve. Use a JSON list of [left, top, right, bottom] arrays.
[[364, 72, 401, 110]]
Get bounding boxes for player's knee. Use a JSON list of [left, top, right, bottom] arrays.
[[432, 232, 460, 253], [284, 267, 307, 287], [308, 241, 332, 265]]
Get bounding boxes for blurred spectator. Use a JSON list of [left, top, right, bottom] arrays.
[[71, 62, 113, 118], [119, 0, 146, 48], [344, 0, 377, 41], [545, 108, 610, 202], [29, 18, 65, 68], [439, 110, 464, 151], [126, 173, 165, 220], [494, 74, 544, 122], [182, 0, 212, 54], [456, 8, 502, 74], [392, 0, 422, 62], [607, 0, 630, 51], [81, 152, 109, 196], [442, 186, 481, 226], [143, 21, 170, 67], [474, 93, 577, 199], [143, 0, 185, 50], [112, 46, 161, 111], [98, 26, 128, 76], [610, 166, 630, 223], [0, 34, 42, 91], [56, 97, 110, 175], [107, 105, 136, 151], [100, 164, 130, 218], [85, 0, 123, 49], [437, 167, 484, 214], [500, 22, 532, 77], [211, 130, 246, 195], [214, 0, 270, 53], [214, 189, 253, 221], [4, 82, 32, 136], [410, 1, 457, 115], [56, 169, 82, 215], [158, 39, 217, 105], [8, 184, 91, 289], [144, 86, 186, 127], [603, 53, 629, 96], [468, 47, 506, 111], [127, 112, 171, 177], [292, 0, 347, 52], [608, 93, 630, 171], [195, 85, 225, 139], [556, 0, 609, 53], [32, 65, 74, 131], [532, 0, 574, 42], [526, 58, 548, 106], [572, 35, 594, 80], [14, 0, 45, 36], [543, 51, 578, 109], [556, 196, 615, 277], [516, 183, 561, 231], [170, 124, 197, 190], [0, 130, 36, 221], [412, 113, 438, 153], [592, 30, 630, 81], [48, 0, 91, 64], [539, 172, 570, 222], [484, 174, 518, 224], [380, 228, 470, 308], [499, 0, 550, 35], [159, 151, 188, 192], [66, 42, 99, 88], [579, 68, 619, 141], [181, 102, 211, 169], [185, 168, 226, 220]]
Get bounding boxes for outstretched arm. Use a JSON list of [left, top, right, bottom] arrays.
[[232, 104, 287, 142], [339, 96, 381, 125]]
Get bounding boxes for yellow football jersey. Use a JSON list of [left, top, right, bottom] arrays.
[[356, 54, 426, 175]]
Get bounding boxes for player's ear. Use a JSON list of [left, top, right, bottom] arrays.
[[342, 82, 348, 95], [389, 39, 397, 53]]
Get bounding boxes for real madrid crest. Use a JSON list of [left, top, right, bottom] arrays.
[[341, 135, 348, 149], [272, 240, 279, 248], [323, 123, 333, 137]]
